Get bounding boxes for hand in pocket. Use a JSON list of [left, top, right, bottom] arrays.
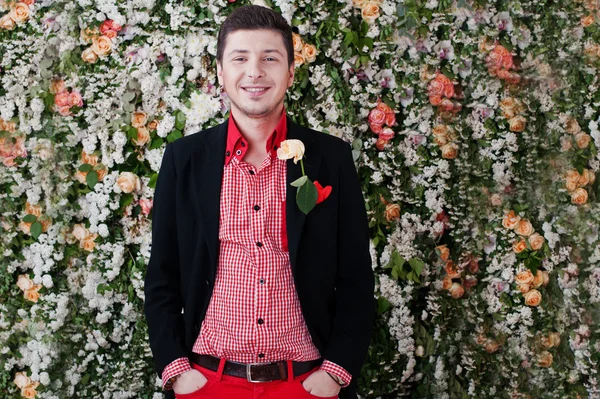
[[173, 369, 209, 395]]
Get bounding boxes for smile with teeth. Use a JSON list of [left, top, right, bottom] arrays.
[[244, 87, 268, 92]]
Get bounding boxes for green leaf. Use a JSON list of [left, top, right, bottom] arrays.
[[86, 170, 99, 189], [79, 163, 93, 173], [127, 126, 138, 140], [296, 181, 318, 214], [123, 92, 135, 103], [409, 258, 425, 276], [120, 193, 134, 208], [377, 297, 391, 314], [291, 175, 308, 187], [391, 265, 400, 280], [148, 173, 158, 189], [23, 214, 37, 223], [30, 221, 42, 240], [392, 251, 405, 269], [175, 111, 186, 130]]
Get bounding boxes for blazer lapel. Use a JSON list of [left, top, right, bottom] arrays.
[[193, 119, 227, 281], [286, 118, 321, 277]]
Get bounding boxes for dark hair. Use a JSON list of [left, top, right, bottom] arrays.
[[217, 5, 294, 67]]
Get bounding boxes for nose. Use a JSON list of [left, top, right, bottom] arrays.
[[246, 58, 265, 79]]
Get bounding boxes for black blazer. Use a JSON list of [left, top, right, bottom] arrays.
[[144, 116, 375, 399]]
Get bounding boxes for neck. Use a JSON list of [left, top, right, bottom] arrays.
[[230, 105, 283, 147]]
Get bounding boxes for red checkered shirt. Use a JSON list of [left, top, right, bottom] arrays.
[[160, 109, 351, 390]]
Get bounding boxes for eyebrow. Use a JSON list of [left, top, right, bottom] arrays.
[[228, 49, 284, 57]]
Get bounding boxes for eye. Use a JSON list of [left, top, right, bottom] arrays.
[[233, 57, 246, 61], [265, 57, 277, 61]]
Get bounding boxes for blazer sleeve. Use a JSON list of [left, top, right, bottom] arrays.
[[144, 142, 189, 379], [323, 141, 375, 377]]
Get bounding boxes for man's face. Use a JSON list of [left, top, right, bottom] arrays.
[[217, 29, 294, 119]]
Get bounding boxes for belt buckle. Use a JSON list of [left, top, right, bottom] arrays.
[[246, 362, 271, 383]]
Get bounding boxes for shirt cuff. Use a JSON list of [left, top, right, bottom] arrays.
[[320, 360, 352, 387], [161, 357, 192, 391]]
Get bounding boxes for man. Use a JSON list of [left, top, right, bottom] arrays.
[[144, 5, 374, 399]]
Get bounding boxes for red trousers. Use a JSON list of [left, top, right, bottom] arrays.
[[173, 358, 339, 399]]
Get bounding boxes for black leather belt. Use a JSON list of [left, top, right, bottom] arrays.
[[190, 353, 322, 383]]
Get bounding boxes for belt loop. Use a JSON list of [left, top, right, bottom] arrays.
[[216, 357, 226, 382], [287, 360, 294, 383]]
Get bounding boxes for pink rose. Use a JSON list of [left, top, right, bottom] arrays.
[[370, 123, 383, 134], [368, 108, 386, 126], [57, 106, 72, 116], [139, 198, 153, 215], [379, 127, 395, 141], [385, 112, 396, 127], [54, 91, 70, 107], [69, 91, 83, 107], [428, 79, 445, 97]]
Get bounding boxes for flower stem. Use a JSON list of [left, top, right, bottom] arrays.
[[300, 157, 305, 176]]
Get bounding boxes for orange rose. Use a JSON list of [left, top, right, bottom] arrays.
[[21, 381, 40, 399], [575, 132, 591, 148], [441, 276, 453, 290], [436, 244, 450, 262], [24, 285, 41, 302], [515, 270, 534, 285], [524, 289, 542, 306], [514, 218, 534, 237], [542, 271, 550, 286], [584, 168, 596, 185], [449, 282, 465, 298], [581, 15, 595, 27], [91, 35, 112, 56], [294, 52, 305, 67], [537, 351, 553, 367], [81, 150, 99, 166], [39, 215, 51, 232], [502, 210, 521, 229], [131, 111, 148, 128], [302, 43, 317, 63], [499, 97, 518, 119], [508, 115, 526, 132], [432, 124, 450, 146], [528, 233, 545, 251], [532, 270, 545, 288], [384, 203, 401, 222], [512, 238, 527, 253], [440, 142, 458, 159], [571, 188, 588, 205], [133, 127, 150, 146], [565, 170, 581, 192], [80, 233, 98, 252], [25, 201, 42, 217], [292, 32, 303, 52], [518, 283, 531, 294], [445, 261, 461, 279], [361, 2, 380, 24], [147, 119, 159, 131], [549, 332, 561, 347], [95, 164, 108, 181]]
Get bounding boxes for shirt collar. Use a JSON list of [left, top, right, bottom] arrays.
[[224, 107, 288, 166]]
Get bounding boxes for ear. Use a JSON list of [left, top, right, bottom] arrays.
[[287, 62, 295, 88], [217, 61, 223, 86]]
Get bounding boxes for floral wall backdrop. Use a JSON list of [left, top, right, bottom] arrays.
[[1, 0, 600, 398]]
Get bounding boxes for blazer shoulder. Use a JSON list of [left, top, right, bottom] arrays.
[[169, 121, 225, 159]]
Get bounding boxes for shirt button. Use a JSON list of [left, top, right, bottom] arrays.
[[241, 141, 246, 147], [256, 242, 263, 247], [254, 205, 260, 211], [257, 318, 264, 325], [259, 278, 265, 284], [226, 151, 231, 156], [236, 149, 242, 156], [249, 169, 255, 175], [258, 353, 265, 358]]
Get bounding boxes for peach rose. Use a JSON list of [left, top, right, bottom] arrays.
[[71, 223, 89, 241], [80, 233, 98, 252], [16, 274, 33, 291], [361, 2, 380, 24], [39, 215, 51, 232], [549, 332, 561, 347], [92, 35, 113, 56], [484, 340, 500, 353], [503, 210, 521, 229], [25, 201, 42, 217], [581, 15, 595, 27], [537, 351, 553, 367], [500, 97, 518, 119], [449, 282, 465, 299], [131, 111, 148, 128], [514, 218, 534, 237], [508, 115, 526, 132], [352, 0, 366, 7], [82, 47, 99, 63], [436, 244, 450, 262], [490, 194, 503, 206], [571, 187, 588, 205], [441, 276, 453, 290], [575, 132, 591, 148], [0, 14, 16, 30], [18, 221, 32, 235], [565, 170, 581, 191], [13, 371, 32, 389], [80, 26, 99, 43], [95, 164, 108, 181], [515, 270, 534, 285], [518, 283, 531, 294], [148, 119, 159, 131], [292, 32, 303, 52], [440, 142, 458, 159], [528, 233, 545, 251], [565, 117, 581, 135], [9, 3, 30, 23], [512, 238, 527, 253], [276, 139, 305, 164], [445, 260, 461, 279], [54, 91, 70, 107], [429, 95, 442, 106], [21, 381, 40, 399], [117, 172, 142, 193], [532, 270, 545, 288], [24, 285, 41, 302], [74, 170, 88, 184], [81, 150, 98, 166], [384, 203, 401, 222], [524, 289, 542, 306], [133, 127, 150, 146], [302, 43, 317, 63], [49, 79, 66, 94], [542, 271, 550, 286], [432, 124, 450, 146], [294, 52, 305, 67], [584, 168, 596, 185]]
